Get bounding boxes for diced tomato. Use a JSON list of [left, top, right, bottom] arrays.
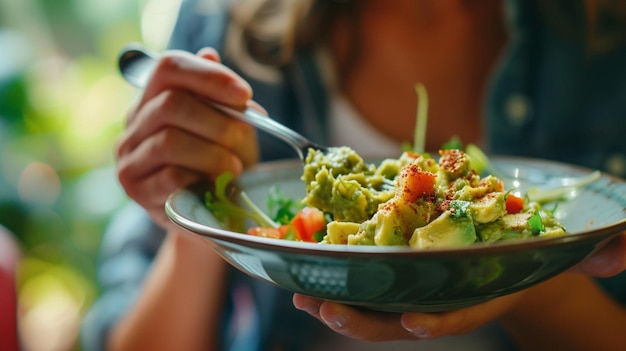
[[248, 225, 290, 239], [398, 164, 436, 202], [290, 207, 327, 242], [248, 207, 326, 242], [505, 193, 524, 214]]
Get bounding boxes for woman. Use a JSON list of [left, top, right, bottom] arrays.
[[82, 0, 626, 350]]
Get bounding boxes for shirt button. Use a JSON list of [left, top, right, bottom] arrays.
[[604, 154, 626, 176], [504, 94, 532, 126]]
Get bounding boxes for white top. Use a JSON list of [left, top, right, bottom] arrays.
[[316, 49, 403, 158], [328, 93, 403, 158]]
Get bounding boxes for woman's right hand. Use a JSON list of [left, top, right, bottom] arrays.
[[115, 48, 260, 229]]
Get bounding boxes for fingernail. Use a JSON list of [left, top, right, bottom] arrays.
[[324, 315, 347, 329], [406, 326, 432, 339], [228, 79, 251, 99]]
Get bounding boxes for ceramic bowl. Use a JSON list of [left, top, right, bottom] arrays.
[[166, 157, 626, 312]]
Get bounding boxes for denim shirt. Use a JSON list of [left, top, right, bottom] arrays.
[[81, 0, 626, 350], [487, 0, 626, 175]]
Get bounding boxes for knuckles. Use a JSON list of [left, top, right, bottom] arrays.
[[153, 50, 239, 92], [149, 128, 183, 159], [152, 89, 190, 123], [158, 166, 196, 191], [152, 52, 187, 80]]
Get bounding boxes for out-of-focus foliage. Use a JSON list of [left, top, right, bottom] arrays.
[[0, 0, 179, 349]]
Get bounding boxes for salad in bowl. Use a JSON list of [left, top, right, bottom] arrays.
[[206, 145, 567, 249]]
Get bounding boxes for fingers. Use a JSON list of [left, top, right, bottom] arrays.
[[401, 292, 523, 339], [122, 48, 259, 169], [247, 99, 268, 116], [116, 47, 261, 228], [116, 126, 247, 225], [293, 294, 414, 341], [196, 47, 221, 62], [138, 50, 252, 116], [117, 126, 245, 185], [117, 89, 258, 168], [571, 232, 626, 277], [293, 294, 323, 319], [124, 167, 204, 228], [318, 302, 413, 341], [293, 291, 524, 342]]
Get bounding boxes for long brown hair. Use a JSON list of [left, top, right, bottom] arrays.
[[225, 0, 365, 81]]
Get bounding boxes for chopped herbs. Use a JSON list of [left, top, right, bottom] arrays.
[[268, 186, 302, 224], [528, 211, 545, 235], [449, 200, 471, 218]]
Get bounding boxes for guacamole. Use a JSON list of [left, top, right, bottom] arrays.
[[302, 147, 566, 249]]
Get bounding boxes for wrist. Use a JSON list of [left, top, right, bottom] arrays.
[[165, 228, 223, 266]]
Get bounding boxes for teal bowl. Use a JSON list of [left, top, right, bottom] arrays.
[[165, 157, 626, 312]]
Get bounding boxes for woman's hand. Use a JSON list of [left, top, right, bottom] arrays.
[[293, 291, 525, 341], [571, 232, 626, 277], [293, 233, 626, 344], [115, 48, 261, 228]]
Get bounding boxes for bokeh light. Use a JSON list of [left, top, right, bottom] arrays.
[[18, 258, 95, 351], [0, 0, 148, 349], [17, 162, 61, 206]]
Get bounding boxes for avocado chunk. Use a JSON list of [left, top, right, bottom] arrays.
[[324, 221, 360, 244], [469, 192, 507, 224], [478, 212, 566, 242], [373, 200, 434, 246], [409, 211, 477, 249]]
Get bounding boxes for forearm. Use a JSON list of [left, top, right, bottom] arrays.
[[108, 229, 228, 351], [501, 273, 626, 351]]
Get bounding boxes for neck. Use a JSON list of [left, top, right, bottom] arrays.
[[329, 0, 508, 150]]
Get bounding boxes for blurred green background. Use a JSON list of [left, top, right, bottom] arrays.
[[0, 0, 180, 349]]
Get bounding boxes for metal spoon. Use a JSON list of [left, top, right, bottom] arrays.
[[117, 43, 327, 161]]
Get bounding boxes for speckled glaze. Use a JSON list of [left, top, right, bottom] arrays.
[[166, 157, 626, 312]]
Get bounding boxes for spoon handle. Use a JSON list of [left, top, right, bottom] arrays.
[[211, 104, 315, 161], [118, 43, 322, 161]]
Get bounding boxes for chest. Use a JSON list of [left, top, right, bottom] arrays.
[[331, 0, 508, 150]]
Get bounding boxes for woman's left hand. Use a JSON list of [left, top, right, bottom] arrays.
[[293, 232, 626, 342], [571, 232, 626, 277], [292, 291, 524, 341]]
